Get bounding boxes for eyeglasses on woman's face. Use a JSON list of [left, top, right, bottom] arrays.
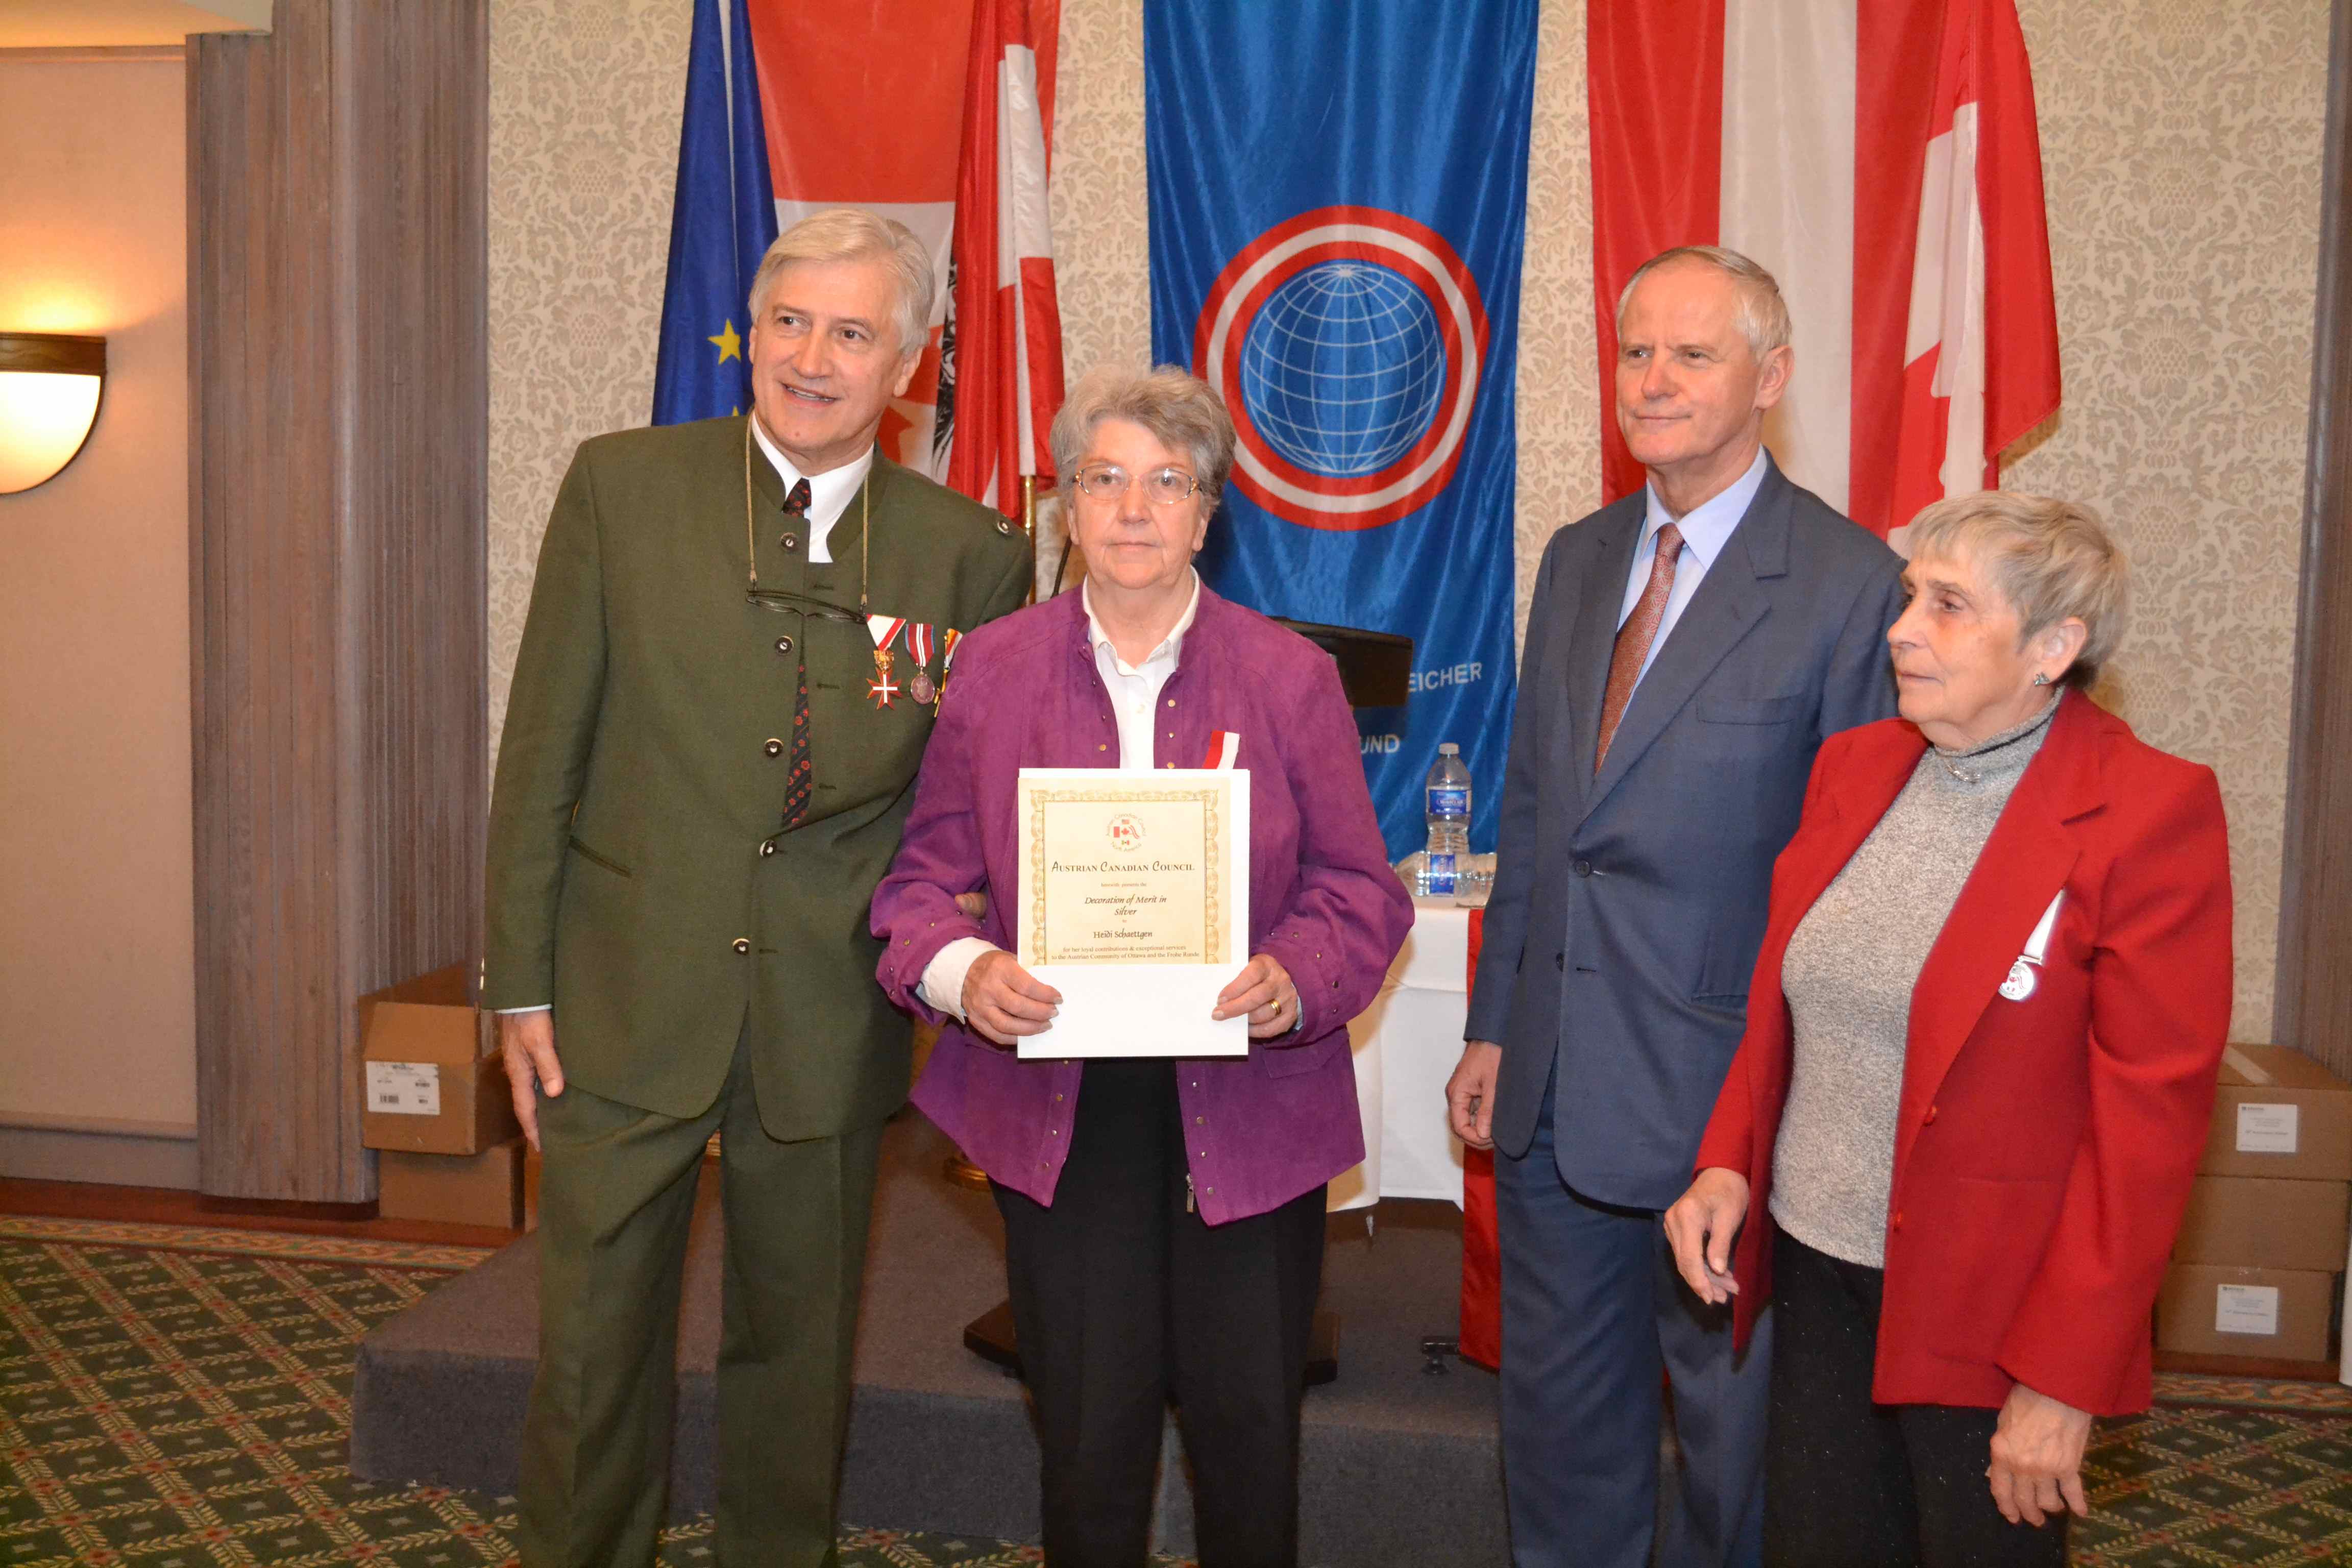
[[1070, 462, 1202, 507]]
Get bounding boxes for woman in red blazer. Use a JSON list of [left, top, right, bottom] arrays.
[[1664, 492, 2232, 1566]]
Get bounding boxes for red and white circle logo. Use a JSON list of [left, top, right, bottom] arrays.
[[1194, 205, 1489, 531], [1107, 814, 1145, 853]]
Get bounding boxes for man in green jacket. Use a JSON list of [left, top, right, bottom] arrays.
[[485, 208, 1032, 1568]]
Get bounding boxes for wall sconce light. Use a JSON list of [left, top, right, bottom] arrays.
[[0, 333, 108, 495]]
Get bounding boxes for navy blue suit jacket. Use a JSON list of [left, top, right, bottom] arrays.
[[1465, 456, 1904, 1211]]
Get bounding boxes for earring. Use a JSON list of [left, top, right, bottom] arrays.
[[2031, 672, 2051, 687]]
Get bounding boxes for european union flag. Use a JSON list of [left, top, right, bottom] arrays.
[[652, 0, 777, 424]]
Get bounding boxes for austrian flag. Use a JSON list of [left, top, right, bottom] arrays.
[[1587, 0, 2060, 539], [944, 0, 1067, 515]]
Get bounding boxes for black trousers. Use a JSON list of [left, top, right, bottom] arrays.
[[1763, 1231, 2068, 1568], [992, 1058, 1327, 1568]]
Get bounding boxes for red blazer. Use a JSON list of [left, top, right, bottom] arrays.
[[1695, 690, 2233, 1415]]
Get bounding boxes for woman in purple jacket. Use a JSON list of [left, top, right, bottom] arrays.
[[871, 364, 1412, 1567]]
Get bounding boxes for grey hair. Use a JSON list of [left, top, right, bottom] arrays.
[[747, 208, 934, 357], [1048, 364, 1238, 513], [1904, 491, 2130, 690], [1615, 244, 1793, 361]]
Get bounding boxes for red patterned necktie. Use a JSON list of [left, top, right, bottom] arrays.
[[780, 479, 815, 827], [1595, 521, 1682, 774]]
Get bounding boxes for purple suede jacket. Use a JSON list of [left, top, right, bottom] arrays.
[[871, 582, 1413, 1225]]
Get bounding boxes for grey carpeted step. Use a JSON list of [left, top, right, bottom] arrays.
[[352, 1111, 1511, 1563]]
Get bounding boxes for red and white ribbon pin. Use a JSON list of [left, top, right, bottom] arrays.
[[1201, 730, 1241, 770], [867, 615, 908, 653], [905, 623, 935, 667]]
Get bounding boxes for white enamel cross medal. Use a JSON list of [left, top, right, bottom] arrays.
[[867, 615, 908, 710]]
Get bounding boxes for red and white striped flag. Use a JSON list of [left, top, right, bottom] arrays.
[[1587, 0, 2060, 541], [943, 0, 1067, 515]]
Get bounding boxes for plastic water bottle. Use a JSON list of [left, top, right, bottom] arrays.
[[1423, 743, 1471, 896]]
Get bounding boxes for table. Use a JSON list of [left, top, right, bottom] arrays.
[[1330, 897, 1475, 1211]]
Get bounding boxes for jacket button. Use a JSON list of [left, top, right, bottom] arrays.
[[760, 840, 777, 857], [1097, 744, 1108, 752], [780, 532, 798, 551], [1891, 1211, 1904, 1230], [1555, 952, 1565, 971], [1574, 860, 1592, 877], [775, 636, 793, 656], [1925, 1105, 1939, 1124], [764, 738, 785, 757], [731, 938, 751, 954]]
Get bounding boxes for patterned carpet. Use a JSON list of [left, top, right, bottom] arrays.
[[4, 1215, 2349, 1566]]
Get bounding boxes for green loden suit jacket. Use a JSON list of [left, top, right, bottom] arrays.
[[484, 414, 1033, 1142]]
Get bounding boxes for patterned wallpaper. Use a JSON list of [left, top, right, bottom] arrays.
[[485, 0, 2324, 1038], [486, 0, 689, 742]]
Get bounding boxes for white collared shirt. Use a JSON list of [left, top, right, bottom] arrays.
[[917, 571, 1204, 1021], [1618, 446, 1770, 683], [750, 413, 873, 564], [1085, 569, 1203, 772]]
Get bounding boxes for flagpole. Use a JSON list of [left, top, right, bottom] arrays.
[[1021, 473, 1040, 604]]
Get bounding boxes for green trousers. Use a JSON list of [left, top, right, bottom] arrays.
[[516, 1043, 883, 1568]]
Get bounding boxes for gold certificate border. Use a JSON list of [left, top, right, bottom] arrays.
[[1026, 784, 1226, 965]]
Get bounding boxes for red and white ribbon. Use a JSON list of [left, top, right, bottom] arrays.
[[867, 615, 908, 653], [1201, 730, 1240, 770], [906, 623, 935, 668]]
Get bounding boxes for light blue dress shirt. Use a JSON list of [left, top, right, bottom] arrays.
[[1616, 447, 1771, 682]]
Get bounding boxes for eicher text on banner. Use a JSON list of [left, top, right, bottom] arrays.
[[1144, 0, 1536, 858]]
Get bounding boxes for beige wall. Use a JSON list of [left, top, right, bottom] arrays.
[[486, 0, 2325, 1040], [0, 58, 199, 1137]]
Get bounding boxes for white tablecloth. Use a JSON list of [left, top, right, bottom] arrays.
[[1330, 897, 1473, 1211]]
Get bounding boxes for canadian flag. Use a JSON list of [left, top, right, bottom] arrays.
[[944, 0, 1068, 515], [1587, 0, 2060, 541]]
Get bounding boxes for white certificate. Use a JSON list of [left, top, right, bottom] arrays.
[[1013, 767, 1251, 1059]]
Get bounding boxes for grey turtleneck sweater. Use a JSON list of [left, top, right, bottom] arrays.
[[1769, 698, 2059, 1269]]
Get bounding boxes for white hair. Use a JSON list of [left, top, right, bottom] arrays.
[[747, 208, 934, 356], [1615, 244, 1792, 361], [1905, 491, 2131, 690]]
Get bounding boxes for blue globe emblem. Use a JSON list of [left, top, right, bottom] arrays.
[[1237, 260, 1449, 479]]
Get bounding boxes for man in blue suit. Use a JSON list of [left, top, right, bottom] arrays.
[[1447, 247, 1904, 1567]]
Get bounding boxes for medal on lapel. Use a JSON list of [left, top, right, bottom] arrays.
[[1999, 891, 2066, 1002], [867, 615, 907, 709], [937, 627, 964, 706], [905, 623, 937, 706]]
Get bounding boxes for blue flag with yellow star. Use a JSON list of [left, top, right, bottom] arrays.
[[652, 0, 776, 424]]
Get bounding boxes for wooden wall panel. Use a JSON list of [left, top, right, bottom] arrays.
[[2280, 0, 2352, 1081], [189, 0, 486, 1202]]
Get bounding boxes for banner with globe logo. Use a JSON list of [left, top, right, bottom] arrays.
[[1145, 0, 1535, 859]]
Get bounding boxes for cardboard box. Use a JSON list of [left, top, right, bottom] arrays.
[[359, 964, 521, 1156], [2173, 1175, 2351, 1273], [377, 1139, 526, 1229], [2199, 1044, 2352, 1181], [2155, 1263, 2339, 1363]]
